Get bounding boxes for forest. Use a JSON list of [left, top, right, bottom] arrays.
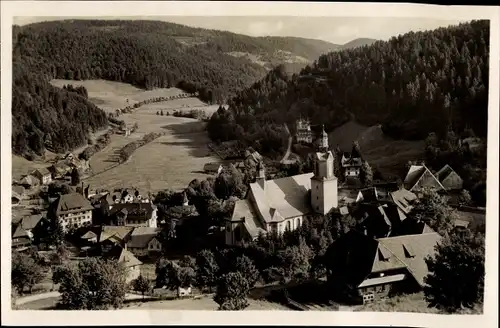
[[208, 20, 489, 147], [12, 19, 341, 157]]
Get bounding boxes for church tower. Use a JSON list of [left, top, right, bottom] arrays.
[[311, 125, 338, 215], [256, 161, 266, 190]]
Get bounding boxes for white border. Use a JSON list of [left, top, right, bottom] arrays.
[[1, 2, 499, 327]]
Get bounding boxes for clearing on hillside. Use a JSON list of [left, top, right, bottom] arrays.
[[50, 79, 190, 112], [328, 120, 425, 179]]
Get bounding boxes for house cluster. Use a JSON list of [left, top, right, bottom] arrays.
[[295, 118, 314, 144], [227, 123, 470, 304]]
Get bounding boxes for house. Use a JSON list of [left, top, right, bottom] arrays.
[[324, 229, 442, 304], [20, 174, 40, 189], [352, 203, 408, 239], [12, 213, 46, 249], [435, 164, 463, 191], [32, 167, 52, 185], [295, 118, 313, 144], [388, 188, 418, 215], [203, 163, 223, 175], [356, 187, 392, 204], [12, 185, 26, 206], [127, 227, 162, 256], [104, 245, 143, 283], [108, 202, 158, 228], [403, 165, 445, 193], [226, 126, 338, 245], [244, 149, 263, 165], [54, 193, 94, 232], [99, 226, 134, 251], [341, 152, 362, 178], [50, 162, 72, 179], [80, 230, 98, 243]]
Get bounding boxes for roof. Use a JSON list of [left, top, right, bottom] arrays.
[[248, 172, 313, 223], [55, 193, 94, 215], [339, 206, 349, 216], [315, 151, 334, 162], [127, 227, 161, 248], [19, 214, 44, 230], [375, 232, 442, 286], [13, 225, 30, 239], [204, 163, 222, 171], [231, 199, 266, 238], [403, 165, 445, 192], [81, 230, 97, 239], [358, 273, 406, 288], [109, 202, 156, 220], [357, 187, 380, 203], [100, 226, 134, 242], [20, 175, 39, 186], [435, 164, 463, 189], [389, 188, 417, 214], [34, 167, 51, 176], [106, 246, 142, 268], [12, 185, 25, 196]]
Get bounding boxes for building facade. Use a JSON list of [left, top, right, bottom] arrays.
[[55, 193, 94, 232]]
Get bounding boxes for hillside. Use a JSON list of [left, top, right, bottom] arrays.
[[208, 20, 489, 148], [12, 19, 342, 157], [339, 38, 378, 50]]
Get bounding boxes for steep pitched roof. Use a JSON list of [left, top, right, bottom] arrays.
[[249, 172, 313, 223], [34, 167, 51, 176], [376, 231, 442, 286], [100, 226, 134, 242], [127, 227, 161, 248], [403, 165, 445, 192], [81, 230, 97, 239], [105, 246, 142, 267], [12, 185, 25, 196], [389, 188, 418, 214], [19, 214, 44, 230], [435, 164, 463, 190], [13, 225, 30, 239], [231, 199, 266, 238], [55, 193, 94, 215]]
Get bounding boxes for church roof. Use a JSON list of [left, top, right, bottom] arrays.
[[249, 172, 313, 223]]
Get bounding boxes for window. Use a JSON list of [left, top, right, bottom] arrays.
[[296, 218, 301, 227], [286, 220, 291, 231]]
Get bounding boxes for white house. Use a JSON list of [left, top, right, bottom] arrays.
[[126, 227, 162, 256], [55, 193, 94, 232]]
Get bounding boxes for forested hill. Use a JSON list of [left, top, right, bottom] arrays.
[[208, 20, 489, 153], [12, 19, 342, 158], [13, 19, 341, 103]]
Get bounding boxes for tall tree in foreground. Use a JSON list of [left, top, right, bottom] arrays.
[[233, 255, 260, 288], [57, 258, 127, 310], [213, 271, 250, 310], [195, 249, 219, 293], [11, 251, 45, 294], [424, 229, 485, 312]]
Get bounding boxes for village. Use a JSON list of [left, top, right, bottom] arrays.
[[11, 116, 486, 311]]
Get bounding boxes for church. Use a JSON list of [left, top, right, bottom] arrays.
[[225, 126, 339, 245]]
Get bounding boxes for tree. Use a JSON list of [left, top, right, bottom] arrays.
[[410, 187, 455, 235], [458, 189, 472, 206], [156, 111, 159, 115], [160, 110, 164, 116], [57, 258, 127, 310], [213, 271, 250, 310], [277, 238, 313, 283], [360, 160, 373, 186], [196, 249, 219, 292], [424, 229, 485, 312], [11, 251, 45, 294], [133, 275, 152, 299], [71, 168, 80, 187], [156, 259, 195, 291], [351, 141, 361, 158], [48, 217, 65, 247], [233, 255, 260, 288]]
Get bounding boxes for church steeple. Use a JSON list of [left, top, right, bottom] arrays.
[[317, 124, 329, 152], [256, 161, 266, 189]]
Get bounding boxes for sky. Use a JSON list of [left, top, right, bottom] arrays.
[[13, 16, 467, 44]]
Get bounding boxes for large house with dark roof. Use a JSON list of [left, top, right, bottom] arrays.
[[55, 193, 94, 232], [12, 213, 48, 249], [108, 202, 158, 228], [126, 227, 162, 256], [435, 164, 463, 191], [226, 125, 338, 245], [104, 245, 143, 282], [324, 229, 442, 304]]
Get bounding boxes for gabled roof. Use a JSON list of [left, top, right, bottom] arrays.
[[34, 167, 51, 176], [248, 172, 313, 223], [100, 226, 134, 243], [376, 231, 442, 286], [105, 245, 142, 267], [20, 175, 39, 186], [231, 199, 267, 238], [13, 225, 30, 239], [315, 151, 334, 161], [55, 193, 94, 215], [435, 164, 463, 189], [127, 227, 161, 248], [81, 230, 97, 239], [403, 165, 445, 192], [389, 188, 418, 214], [19, 214, 44, 230], [12, 185, 25, 196]]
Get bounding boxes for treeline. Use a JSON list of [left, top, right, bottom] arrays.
[[79, 130, 115, 161], [207, 20, 489, 154], [12, 61, 108, 157], [110, 93, 198, 118], [118, 132, 163, 163]]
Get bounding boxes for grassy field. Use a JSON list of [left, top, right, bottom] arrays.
[[52, 80, 220, 193], [328, 120, 425, 179]]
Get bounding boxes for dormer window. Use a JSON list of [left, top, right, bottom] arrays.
[[403, 244, 415, 258], [378, 247, 391, 261]]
